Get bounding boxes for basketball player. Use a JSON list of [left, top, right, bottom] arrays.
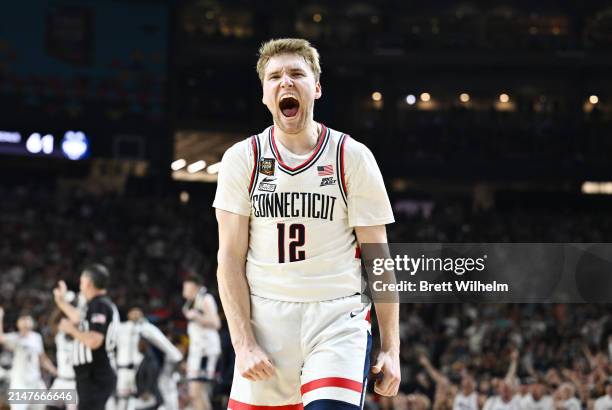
[[182, 274, 222, 410], [213, 38, 400, 409], [0, 307, 58, 410], [49, 307, 77, 410], [116, 307, 183, 410]]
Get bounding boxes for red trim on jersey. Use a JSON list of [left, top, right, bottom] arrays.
[[248, 136, 258, 193], [354, 246, 361, 259], [365, 309, 371, 323], [339, 135, 349, 196], [271, 123, 327, 171], [228, 399, 303, 410], [301, 377, 363, 395]]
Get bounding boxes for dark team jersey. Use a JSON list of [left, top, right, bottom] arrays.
[[73, 295, 119, 375]]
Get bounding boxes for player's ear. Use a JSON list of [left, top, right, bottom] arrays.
[[314, 81, 322, 100]]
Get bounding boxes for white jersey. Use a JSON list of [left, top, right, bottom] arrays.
[[454, 392, 479, 410], [55, 332, 75, 380], [213, 124, 394, 302], [117, 319, 183, 368], [117, 320, 144, 368], [185, 287, 221, 355], [483, 395, 522, 410], [595, 394, 612, 410], [4, 331, 44, 387]]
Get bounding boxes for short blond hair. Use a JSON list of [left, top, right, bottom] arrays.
[[256, 38, 321, 83]]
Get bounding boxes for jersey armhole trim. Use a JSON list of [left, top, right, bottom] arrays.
[[248, 135, 260, 199], [335, 134, 349, 206]]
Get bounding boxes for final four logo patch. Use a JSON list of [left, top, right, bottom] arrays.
[[260, 158, 275, 176]]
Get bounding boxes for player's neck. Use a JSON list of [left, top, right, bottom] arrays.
[[274, 121, 320, 155]]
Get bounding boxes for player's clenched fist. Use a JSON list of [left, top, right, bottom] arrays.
[[371, 350, 401, 397], [236, 343, 275, 381]]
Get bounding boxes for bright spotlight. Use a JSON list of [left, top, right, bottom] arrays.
[[187, 160, 206, 173], [206, 162, 221, 174], [171, 159, 186, 171]]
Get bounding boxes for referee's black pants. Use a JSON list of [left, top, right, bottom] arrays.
[[75, 367, 117, 410]]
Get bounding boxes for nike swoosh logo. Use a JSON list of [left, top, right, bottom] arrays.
[[262, 177, 276, 182], [350, 312, 357, 318]]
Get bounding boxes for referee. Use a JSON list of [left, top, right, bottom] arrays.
[[54, 264, 119, 410]]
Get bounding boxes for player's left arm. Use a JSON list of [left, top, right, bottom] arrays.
[[355, 225, 401, 397]]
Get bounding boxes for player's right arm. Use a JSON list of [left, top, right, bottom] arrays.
[[216, 209, 274, 381], [213, 139, 274, 381]]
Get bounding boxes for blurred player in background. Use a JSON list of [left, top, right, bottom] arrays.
[[116, 306, 182, 410], [182, 274, 221, 410], [49, 306, 78, 410], [0, 307, 57, 410], [213, 38, 399, 409]]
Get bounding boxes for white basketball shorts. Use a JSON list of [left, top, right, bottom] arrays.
[[187, 348, 219, 382], [228, 294, 372, 409]]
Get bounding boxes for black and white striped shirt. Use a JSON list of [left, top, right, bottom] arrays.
[[72, 295, 119, 373]]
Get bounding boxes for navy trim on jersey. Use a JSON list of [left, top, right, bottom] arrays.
[[269, 125, 331, 176], [336, 134, 348, 206], [249, 135, 261, 200]]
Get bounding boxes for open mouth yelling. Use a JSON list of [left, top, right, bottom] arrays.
[[279, 95, 300, 118]]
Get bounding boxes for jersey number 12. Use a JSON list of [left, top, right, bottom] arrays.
[[277, 223, 305, 263]]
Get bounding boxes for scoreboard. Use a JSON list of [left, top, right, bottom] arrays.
[[0, 129, 90, 160]]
